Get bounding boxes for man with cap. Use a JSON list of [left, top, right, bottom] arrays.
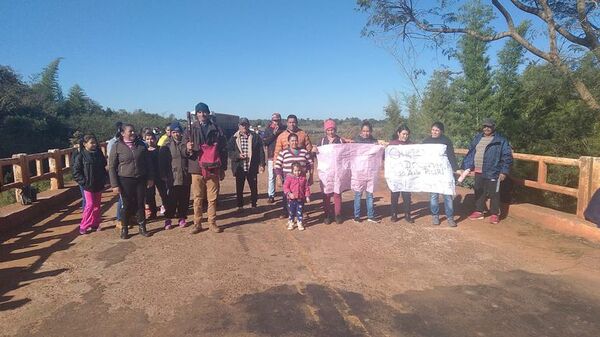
[[228, 117, 266, 211], [185, 102, 228, 233], [159, 122, 193, 229], [462, 118, 513, 224], [262, 112, 286, 203]]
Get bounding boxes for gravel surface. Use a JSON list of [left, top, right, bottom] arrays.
[[1, 172, 600, 337]]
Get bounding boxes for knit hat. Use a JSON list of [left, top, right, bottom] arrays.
[[195, 102, 210, 114], [239, 117, 250, 126], [170, 122, 183, 132], [324, 119, 336, 131]]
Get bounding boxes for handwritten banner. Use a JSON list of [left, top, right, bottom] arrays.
[[317, 143, 384, 194], [384, 144, 455, 195]]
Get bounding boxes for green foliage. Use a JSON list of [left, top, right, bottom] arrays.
[[0, 60, 173, 159], [383, 94, 404, 140]]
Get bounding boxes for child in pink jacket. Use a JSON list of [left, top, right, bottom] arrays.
[[283, 162, 311, 230]]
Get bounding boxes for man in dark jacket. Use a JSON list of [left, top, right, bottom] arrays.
[[261, 112, 285, 203], [422, 121, 461, 227], [228, 117, 266, 211], [462, 118, 513, 224], [185, 102, 228, 234], [159, 122, 192, 229]]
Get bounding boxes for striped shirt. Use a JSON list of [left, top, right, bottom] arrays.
[[274, 148, 312, 177], [474, 136, 493, 173]]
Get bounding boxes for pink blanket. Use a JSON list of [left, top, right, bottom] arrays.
[[316, 143, 384, 194]]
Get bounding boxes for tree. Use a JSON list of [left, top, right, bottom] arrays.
[[493, 22, 529, 133], [358, 0, 600, 111], [453, 0, 495, 132], [32, 58, 64, 105], [416, 70, 456, 137], [383, 93, 404, 139]]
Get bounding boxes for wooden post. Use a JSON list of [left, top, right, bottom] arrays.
[[537, 160, 547, 185], [64, 151, 71, 169], [592, 157, 600, 200], [12, 153, 29, 203], [35, 159, 43, 177], [48, 149, 64, 190], [577, 156, 593, 218]]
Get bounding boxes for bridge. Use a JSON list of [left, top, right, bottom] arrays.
[[1, 145, 599, 336]]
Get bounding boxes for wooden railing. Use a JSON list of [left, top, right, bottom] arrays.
[[0, 144, 107, 204], [1, 144, 598, 219], [455, 149, 600, 218]]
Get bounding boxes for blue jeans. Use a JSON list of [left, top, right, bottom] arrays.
[[79, 185, 86, 210], [430, 193, 454, 218], [267, 160, 276, 198], [354, 191, 374, 219], [116, 194, 123, 221], [287, 199, 304, 222]]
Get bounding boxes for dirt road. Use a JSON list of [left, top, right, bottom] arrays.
[[2, 172, 600, 336]]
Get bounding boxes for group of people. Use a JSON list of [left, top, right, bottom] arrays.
[[72, 101, 513, 239]]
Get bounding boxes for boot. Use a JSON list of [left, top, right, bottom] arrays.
[[405, 213, 414, 224], [120, 219, 129, 240], [390, 213, 398, 222], [138, 221, 150, 237], [335, 215, 343, 225], [209, 224, 223, 233], [191, 223, 202, 234]]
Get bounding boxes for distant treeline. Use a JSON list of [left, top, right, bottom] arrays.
[[0, 59, 173, 159]]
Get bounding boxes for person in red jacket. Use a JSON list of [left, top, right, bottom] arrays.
[[283, 162, 311, 231]]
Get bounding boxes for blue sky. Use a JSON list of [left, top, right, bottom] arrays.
[[0, 0, 537, 120]]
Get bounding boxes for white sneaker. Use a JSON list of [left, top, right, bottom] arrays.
[[287, 220, 295, 230], [297, 222, 305, 231], [367, 218, 380, 224]]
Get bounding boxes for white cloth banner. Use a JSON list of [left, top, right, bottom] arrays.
[[316, 143, 384, 194], [384, 144, 455, 195]]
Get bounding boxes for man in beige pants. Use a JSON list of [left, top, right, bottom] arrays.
[[185, 102, 228, 233]]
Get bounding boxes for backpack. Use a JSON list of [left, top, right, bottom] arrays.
[[584, 188, 600, 227], [198, 143, 221, 178], [19, 185, 38, 205]]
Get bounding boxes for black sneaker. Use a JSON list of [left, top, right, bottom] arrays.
[[353, 217, 361, 223]]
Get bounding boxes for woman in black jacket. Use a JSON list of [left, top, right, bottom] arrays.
[[72, 134, 107, 235], [108, 124, 154, 239]]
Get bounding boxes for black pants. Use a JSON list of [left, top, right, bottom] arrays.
[[390, 191, 411, 215], [165, 184, 191, 219], [474, 173, 501, 215], [235, 169, 258, 208], [145, 179, 168, 214], [119, 176, 146, 224]]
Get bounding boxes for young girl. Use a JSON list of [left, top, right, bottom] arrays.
[[353, 120, 379, 223], [283, 162, 311, 231], [144, 131, 168, 219], [317, 119, 346, 224], [388, 125, 414, 223], [72, 134, 107, 235]]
